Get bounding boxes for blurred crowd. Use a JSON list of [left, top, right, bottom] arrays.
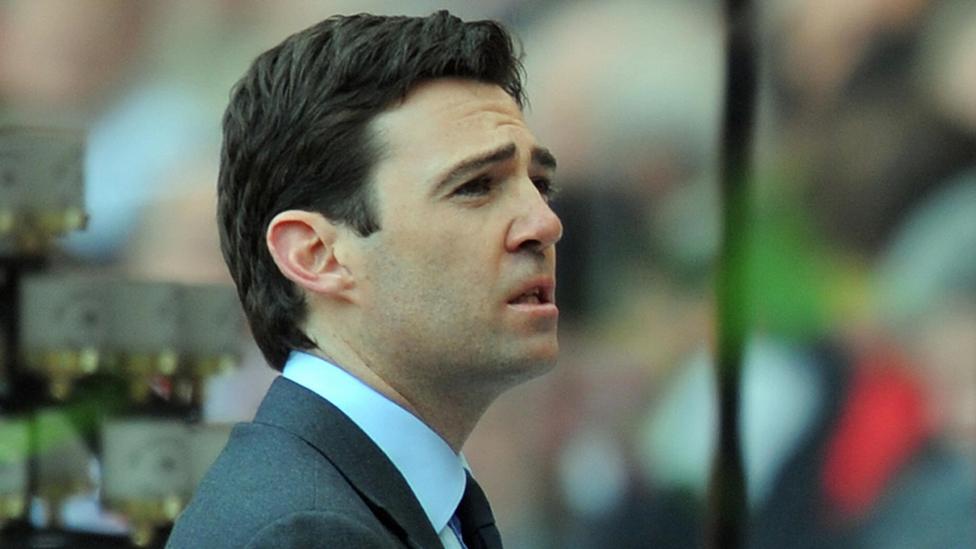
[[1, 0, 973, 547]]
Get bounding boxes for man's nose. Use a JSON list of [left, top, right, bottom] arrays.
[[505, 182, 563, 254]]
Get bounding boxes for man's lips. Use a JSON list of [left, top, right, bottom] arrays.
[[506, 276, 556, 306]]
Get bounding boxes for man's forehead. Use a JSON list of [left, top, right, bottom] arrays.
[[374, 78, 524, 136], [370, 79, 541, 177]]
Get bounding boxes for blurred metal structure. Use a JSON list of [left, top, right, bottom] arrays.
[[0, 127, 242, 548], [0, 129, 86, 256], [20, 276, 241, 403], [101, 419, 232, 547]]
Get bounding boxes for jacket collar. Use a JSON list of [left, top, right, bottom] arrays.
[[254, 376, 444, 549]]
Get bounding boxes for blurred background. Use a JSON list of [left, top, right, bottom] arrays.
[[1, 0, 973, 547]]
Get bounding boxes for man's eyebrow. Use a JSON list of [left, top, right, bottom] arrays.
[[532, 147, 557, 171], [431, 143, 558, 196], [432, 143, 517, 196]]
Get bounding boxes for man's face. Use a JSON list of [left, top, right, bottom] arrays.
[[345, 78, 562, 394]]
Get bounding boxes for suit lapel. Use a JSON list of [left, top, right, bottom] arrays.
[[254, 377, 444, 549]]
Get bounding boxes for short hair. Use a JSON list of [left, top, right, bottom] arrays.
[[218, 11, 526, 370]]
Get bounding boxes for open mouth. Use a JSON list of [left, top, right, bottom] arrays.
[[507, 283, 554, 306]]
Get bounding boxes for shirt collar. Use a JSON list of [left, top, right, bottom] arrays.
[[282, 351, 466, 532]]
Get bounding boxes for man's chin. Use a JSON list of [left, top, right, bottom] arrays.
[[504, 343, 559, 382]]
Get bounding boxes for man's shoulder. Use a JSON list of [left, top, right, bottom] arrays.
[[166, 420, 394, 548]]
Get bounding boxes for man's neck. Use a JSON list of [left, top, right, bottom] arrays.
[[304, 347, 494, 453]]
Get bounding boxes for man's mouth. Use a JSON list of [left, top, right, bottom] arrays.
[[509, 287, 546, 305], [506, 279, 555, 306]]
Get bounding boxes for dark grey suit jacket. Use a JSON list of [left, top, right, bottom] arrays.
[[166, 376, 445, 548]]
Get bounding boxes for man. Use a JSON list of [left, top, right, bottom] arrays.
[[167, 11, 562, 549]]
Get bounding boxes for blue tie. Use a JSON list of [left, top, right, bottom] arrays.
[[447, 514, 469, 549]]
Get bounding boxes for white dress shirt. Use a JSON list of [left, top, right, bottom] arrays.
[[282, 351, 467, 548]]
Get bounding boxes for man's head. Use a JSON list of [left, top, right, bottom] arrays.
[[219, 11, 561, 389]]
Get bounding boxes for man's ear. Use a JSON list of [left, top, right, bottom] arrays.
[[266, 210, 355, 300]]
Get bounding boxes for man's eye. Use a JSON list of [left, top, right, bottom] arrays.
[[454, 176, 494, 197], [532, 177, 558, 201]]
